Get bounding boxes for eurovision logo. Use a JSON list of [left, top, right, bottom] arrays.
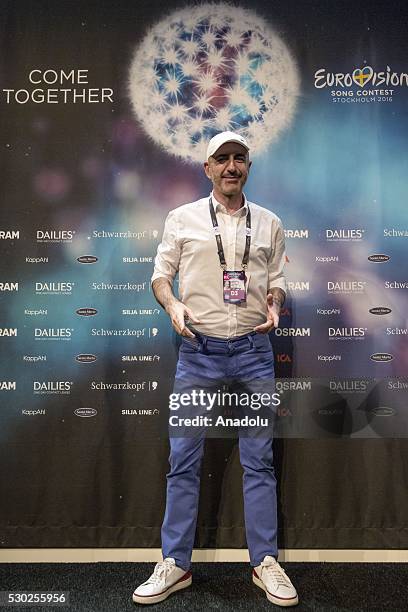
[[315, 65, 407, 104]]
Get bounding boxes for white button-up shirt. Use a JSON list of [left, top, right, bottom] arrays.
[[151, 192, 287, 339]]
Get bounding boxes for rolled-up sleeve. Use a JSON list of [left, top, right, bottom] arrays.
[[267, 219, 287, 293], [151, 210, 181, 286]]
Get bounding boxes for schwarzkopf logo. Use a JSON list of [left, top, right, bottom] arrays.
[[76, 354, 97, 363], [369, 307, 392, 315], [368, 254, 390, 262], [75, 408, 97, 418], [77, 255, 98, 264], [370, 353, 393, 362]]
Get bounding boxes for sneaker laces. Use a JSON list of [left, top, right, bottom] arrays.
[[261, 557, 292, 588], [145, 558, 176, 586]]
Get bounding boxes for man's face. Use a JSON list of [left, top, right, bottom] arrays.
[[204, 142, 251, 197]]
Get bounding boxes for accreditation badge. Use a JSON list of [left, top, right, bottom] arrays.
[[223, 270, 247, 304]]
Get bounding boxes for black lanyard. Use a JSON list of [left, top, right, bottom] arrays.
[[209, 196, 251, 270]]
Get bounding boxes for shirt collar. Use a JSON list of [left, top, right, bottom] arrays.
[[210, 191, 248, 216]]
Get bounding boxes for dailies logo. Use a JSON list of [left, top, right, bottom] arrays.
[[35, 327, 73, 340], [315, 65, 407, 103], [329, 327, 367, 340], [35, 282, 74, 295], [34, 381, 73, 395], [325, 229, 364, 242], [329, 379, 369, 394], [328, 281, 366, 294], [36, 230, 75, 243]]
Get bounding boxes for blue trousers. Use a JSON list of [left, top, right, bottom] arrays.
[[161, 331, 278, 571]]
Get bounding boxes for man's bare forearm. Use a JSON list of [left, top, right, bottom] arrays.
[[152, 278, 179, 312]]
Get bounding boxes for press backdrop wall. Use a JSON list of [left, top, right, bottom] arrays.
[[1, 0, 407, 549]]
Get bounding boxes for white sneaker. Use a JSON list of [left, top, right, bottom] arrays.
[[132, 557, 192, 605], [253, 555, 298, 607]]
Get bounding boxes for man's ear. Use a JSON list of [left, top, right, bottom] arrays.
[[203, 161, 211, 179], [248, 160, 252, 171]]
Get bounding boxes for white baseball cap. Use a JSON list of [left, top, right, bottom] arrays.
[[206, 131, 250, 160]]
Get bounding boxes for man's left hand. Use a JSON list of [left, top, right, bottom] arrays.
[[254, 293, 280, 334]]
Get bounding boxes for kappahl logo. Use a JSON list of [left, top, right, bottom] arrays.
[[76, 307, 98, 316], [369, 307, 392, 315], [76, 354, 97, 363], [368, 254, 390, 263], [75, 408, 97, 418], [370, 353, 393, 362], [77, 255, 98, 264]]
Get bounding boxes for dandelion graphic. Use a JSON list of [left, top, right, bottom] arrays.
[[129, 3, 299, 163]]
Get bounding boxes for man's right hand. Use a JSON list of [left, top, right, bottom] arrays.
[[167, 301, 201, 337]]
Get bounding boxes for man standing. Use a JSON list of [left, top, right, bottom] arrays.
[[133, 132, 298, 607]]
